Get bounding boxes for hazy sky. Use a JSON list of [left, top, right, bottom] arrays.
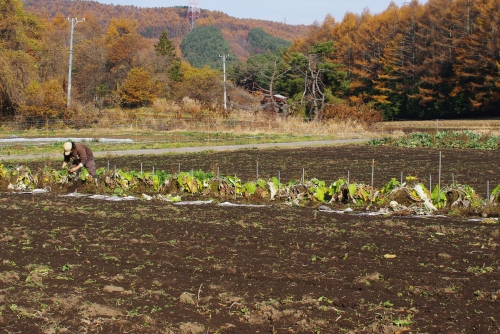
[[98, 0, 420, 26]]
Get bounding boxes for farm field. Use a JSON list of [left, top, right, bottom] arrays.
[[1, 145, 499, 333], [23, 144, 500, 193]]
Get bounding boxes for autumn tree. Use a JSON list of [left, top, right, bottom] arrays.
[[37, 14, 70, 83], [0, 0, 42, 116], [104, 18, 147, 73], [22, 79, 66, 123], [172, 62, 223, 108], [449, 0, 499, 113], [118, 67, 160, 107], [73, 37, 109, 107], [284, 42, 349, 119]]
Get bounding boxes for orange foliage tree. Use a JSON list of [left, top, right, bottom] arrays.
[[118, 67, 161, 108], [22, 79, 66, 122]]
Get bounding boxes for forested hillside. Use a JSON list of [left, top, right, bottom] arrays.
[[2, 0, 500, 122], [286, 0, 500, 118], [23, 0, 310, 60]]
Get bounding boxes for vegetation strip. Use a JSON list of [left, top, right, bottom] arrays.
[[2, 163, 500, 217]]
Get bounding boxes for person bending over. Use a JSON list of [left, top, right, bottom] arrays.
[[62, 142, 98, 179]]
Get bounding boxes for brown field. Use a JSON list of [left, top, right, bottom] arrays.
[[1, 145, 499, 333]]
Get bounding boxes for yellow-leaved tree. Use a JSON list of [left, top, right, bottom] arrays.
[[172, 62, 222, 106], [0, 0, 42, 116], [22, 79, 66, 124], [118, 67, 161, 107]]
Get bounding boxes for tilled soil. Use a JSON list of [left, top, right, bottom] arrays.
[[1, 194, 499, 333], [1, 145, 499, 333], [23, 144, 500, 192]]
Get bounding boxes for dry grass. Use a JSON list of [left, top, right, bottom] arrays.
[[1, 107, 380, 139]]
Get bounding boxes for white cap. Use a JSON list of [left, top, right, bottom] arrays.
[[63, 142, 73, 155]]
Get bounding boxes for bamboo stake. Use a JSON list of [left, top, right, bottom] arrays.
[[370, 159, 374, 203], [278, 171, 281, 200], [438, 151, 441, 208], [487, 180, 490, 201]]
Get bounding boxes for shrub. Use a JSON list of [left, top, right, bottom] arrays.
[[322, 102, 384, 126]]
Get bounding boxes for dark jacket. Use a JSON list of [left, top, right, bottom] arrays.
[[63, 143, 94, 165]]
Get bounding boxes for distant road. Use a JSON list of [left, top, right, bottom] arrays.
[[0, 138, 370, 161]]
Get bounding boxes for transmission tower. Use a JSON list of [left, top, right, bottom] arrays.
[[187, 0, 200, 30]]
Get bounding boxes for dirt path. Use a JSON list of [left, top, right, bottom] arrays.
[[0, 138, 369, 161]]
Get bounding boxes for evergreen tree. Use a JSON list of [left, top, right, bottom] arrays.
[[247, 28, 291, 54], [180, 26, 234, 69], [154, 30, 182, 81]]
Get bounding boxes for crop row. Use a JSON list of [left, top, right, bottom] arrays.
[[369, 130, 500, 149], [2, 164, 500, 214]]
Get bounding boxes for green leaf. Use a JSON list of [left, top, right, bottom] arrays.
[[431, 184, 446, 208], [348, 184, 357, 197], [330, 178, 346, 193], [380, 178, 400, 194], [314, 186, 326, 202], [393, 315, 413, 327], [80, 168, 90, 181], [242, 182, 257, 195]]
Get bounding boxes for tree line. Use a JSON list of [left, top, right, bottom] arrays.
[[298, 0, 500, 118], [2, 0, 499, 123]]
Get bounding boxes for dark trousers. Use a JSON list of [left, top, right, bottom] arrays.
[[72, 158, 97, 178]]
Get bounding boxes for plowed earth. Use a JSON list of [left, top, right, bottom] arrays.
[[1, 145, 499, 333]]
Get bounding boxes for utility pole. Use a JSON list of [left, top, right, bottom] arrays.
[[219, 54, 229, 112], [67, 17, 85, 109]]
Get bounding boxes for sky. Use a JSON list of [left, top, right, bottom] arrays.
[[98, 0, 420, 26]]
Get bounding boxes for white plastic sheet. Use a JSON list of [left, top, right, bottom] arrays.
[[218, 202, 272, 207], [0, 137, 133, 144], [174, 200, 213, 205], [13, 187, 51, 194], [59, 193, 137, 201]]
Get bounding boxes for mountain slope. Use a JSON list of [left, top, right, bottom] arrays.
[[24, 0, 311, 60]]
